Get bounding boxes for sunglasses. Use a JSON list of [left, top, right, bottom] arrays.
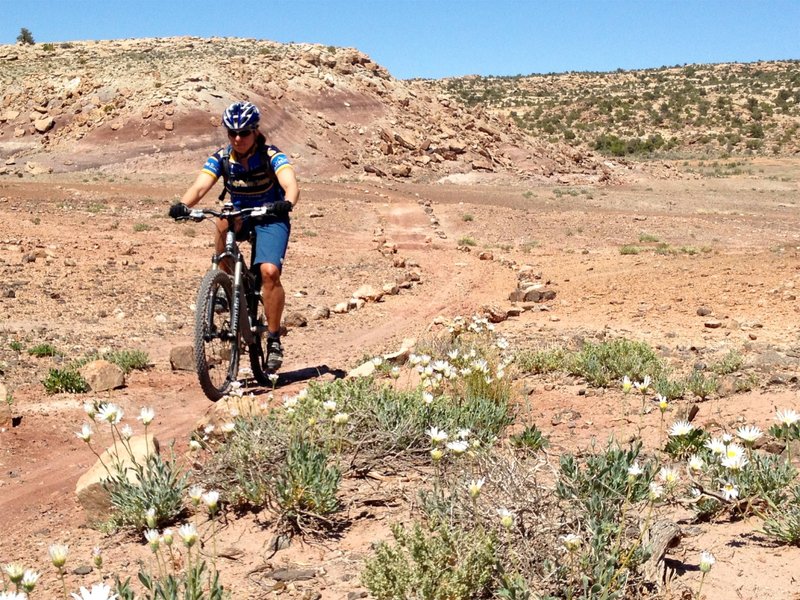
[[227, 129, 254, 138]]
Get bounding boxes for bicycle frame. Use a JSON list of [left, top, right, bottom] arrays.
[[193, 203, 271, 348]]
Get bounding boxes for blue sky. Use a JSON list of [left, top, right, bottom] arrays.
[[1, 0, 797, 79]]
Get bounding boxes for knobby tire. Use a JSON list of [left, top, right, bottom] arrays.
[[194, 270, 239, 401]]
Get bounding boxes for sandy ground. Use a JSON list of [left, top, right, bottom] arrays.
[[1, 158, 799, 599]]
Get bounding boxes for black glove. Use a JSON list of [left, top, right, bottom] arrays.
[[270, 201, 293, 216], [169, 202, 191, 220]]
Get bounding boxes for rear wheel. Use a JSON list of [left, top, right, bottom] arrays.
[[194, 270, 239, 401]]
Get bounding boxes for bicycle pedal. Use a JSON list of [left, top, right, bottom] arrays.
[[253, 324, 269, 334]]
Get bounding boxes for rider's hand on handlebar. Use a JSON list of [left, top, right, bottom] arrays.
[[270, 200, 293, 216], [169, 202, 191, 220]]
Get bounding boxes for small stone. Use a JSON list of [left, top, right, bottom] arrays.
[[696, 306, 713, 316], [72, 565, 93, 576], [704, 320, 723, 329]]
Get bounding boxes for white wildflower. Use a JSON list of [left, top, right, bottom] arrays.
[[427, 426, 448, 444], [721, 481, 739, 501], [497, 508, 514, 529], [138, 407, 155, 426], [736, 425, 763, 443], [467, 478, 485, 498], [699, 550, 715, 573], [688, 455, 704, 472], [97, 403, 123, 425], [776, 409, 800, 427], [76, 423, 94, 443], [668, 420, 694, 437], [446, 440, 469, 454]]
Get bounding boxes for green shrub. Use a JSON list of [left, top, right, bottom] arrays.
[[515, 347, 568, 374], [275, 436, 340, 527], [42, 368, 89, 394], [16, 27, 34, 45], [200, 413, 288, 507], [711, 349, 744, 375], [568, 338, 665, 387], [685, 370, 719, 400], [106, 349, 151, 374], [133, 223, 152, 232], [105, 451, 188, 531], [9, 340, 23, 352], [653, 375, 686, 400], [363, 520, 500, 600], [664, 427, 709, 459], [462, 213, 474, 222], [619, 245, 641, 255], [116, 560, 226, 600], [509, 424, 549, 452], [764, 486, 800, 546], [458, 236, 477, 246], [28, 342, 59, 357]]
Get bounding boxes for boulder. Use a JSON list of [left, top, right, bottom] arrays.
[[347, 360, 377, 379], [383, 338, 416, 364], [75, 434, 159, 522], [353, 284, 383, 302], [80, 359, 124, 392], [33, 116, 54, 133], [284, 311, 308, 327], [169, 345, 195, 371]]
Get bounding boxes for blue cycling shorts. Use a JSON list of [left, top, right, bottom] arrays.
[[240, 217, 291, 271]]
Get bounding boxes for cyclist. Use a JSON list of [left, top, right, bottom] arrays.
[[170, 101, 299, 371]]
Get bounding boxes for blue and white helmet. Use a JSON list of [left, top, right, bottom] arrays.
[[222, 101, 260, 130]]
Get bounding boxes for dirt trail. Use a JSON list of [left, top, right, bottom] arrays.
[[1, 165, 800, 598]]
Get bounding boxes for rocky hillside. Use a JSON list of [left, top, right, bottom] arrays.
[[0, 36, 620, 183], [433, 61, 800, 158]]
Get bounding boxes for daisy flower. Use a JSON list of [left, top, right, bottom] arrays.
[[668, 420, 694, 437]]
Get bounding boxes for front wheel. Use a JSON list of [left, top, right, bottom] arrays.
[[194, 270, 239, 401]]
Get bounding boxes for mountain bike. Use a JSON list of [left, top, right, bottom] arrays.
[[176, 203, 277, 401]]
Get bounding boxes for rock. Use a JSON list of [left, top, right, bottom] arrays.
[[79, 359, 125, 392], [169, 345, 195, 371], [390, 164, 411, 178], [382, 282, 400, 295], [309, 305, 330, 320], [266, 568, 316, 582], [72, 565, 93, 576], [332, 302, 349, 314], [34, 116, 55, 133], [348, 360, 377, 378], [478, 251, 494, 261], [353, 284, 382, 302], [747, 350, 797, 372], [383, 338, 416, 363], [0, 404, 11, 429], [75, 434, 159, 521], [25, 161, 52, 175], [704, 320, 723, 329], [696, 306, 713, 316], [482, 304, 508, 323], [284, 311, 308, 327]]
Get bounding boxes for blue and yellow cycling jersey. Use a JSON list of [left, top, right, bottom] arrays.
[[202, 142, 292, 209]]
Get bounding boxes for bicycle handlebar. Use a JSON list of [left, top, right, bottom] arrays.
[[177, 204, 274, 222]]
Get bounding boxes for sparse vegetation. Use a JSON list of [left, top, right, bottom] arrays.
[[16, 27, 35, 45]]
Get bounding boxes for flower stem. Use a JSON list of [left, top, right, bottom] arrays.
[[696, 571, 706, 599]]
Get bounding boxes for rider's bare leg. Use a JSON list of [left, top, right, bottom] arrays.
[[259, 262, 284, 335], [215, 218, 237, 274]]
